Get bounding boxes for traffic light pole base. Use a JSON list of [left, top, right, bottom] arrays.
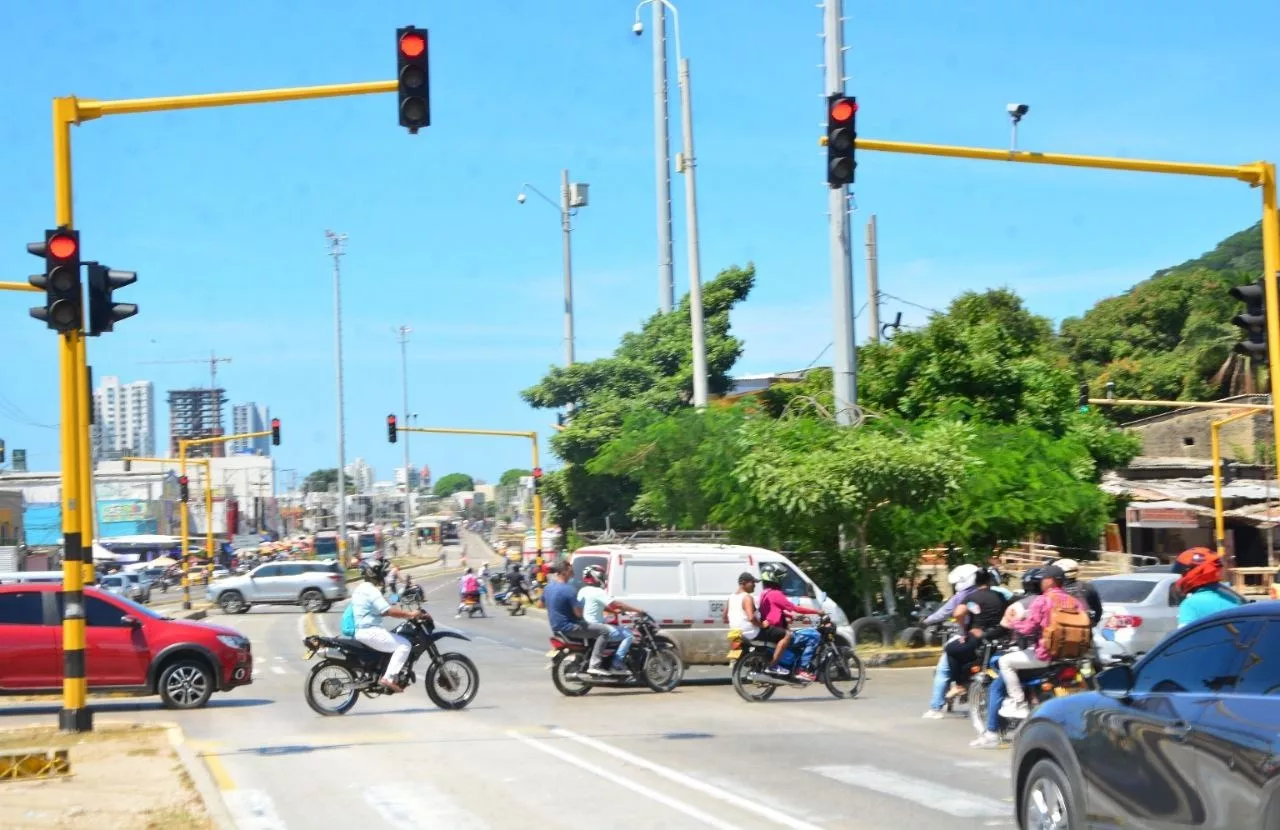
[[59, 707, 93, 732], [182, 601, 191, 610]]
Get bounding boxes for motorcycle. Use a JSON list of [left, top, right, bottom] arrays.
[[456, 592, 486, 619], [728, 616, 866, 702], [548, 612, 683, 696], [400, 581, 425, 611], [301, 611, 479, 716], [967, 637, 1094, 741]]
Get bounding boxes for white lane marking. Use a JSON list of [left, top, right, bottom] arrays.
[[508, 731, 743, 830], [274, 655, 287, 661], [223, 789, 287, 830], [270, 665, 287, 675], [953, 759, 1013, 780], [806, 765, 1009, 819], [254, 657, 266, 665], [472, 635, 503, 645], [364, 783, 487, 829], [550, 727, 822, 830], [522, 647, 543, 655]]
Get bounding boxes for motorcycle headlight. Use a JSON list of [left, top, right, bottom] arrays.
[[217, 634, 249, 651]]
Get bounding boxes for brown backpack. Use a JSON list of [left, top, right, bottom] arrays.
[[1041, 591, 1092, 659]]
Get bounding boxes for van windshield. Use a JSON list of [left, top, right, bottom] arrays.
[[771, 562, 815, 598]]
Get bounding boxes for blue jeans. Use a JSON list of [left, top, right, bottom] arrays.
[[790, 628, 820, 669], [929, 653, 951, 710], [608, 625, 633, 668], [987, 675, 1007, 734]]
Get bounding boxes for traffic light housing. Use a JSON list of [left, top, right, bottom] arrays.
[[1077, 382, 1090, 413], [86, 263, 137, 336], [532, 466, 543, 493], [270, 418, 281, 446], [826, 95, 857, 187], [178, 475, 190, 503], [0, 440, 5, 464], [387, 414, 398, 443], [397, 26, 430, 133], [1230, 277, 1269, 363], [27, 228, 82, 332]]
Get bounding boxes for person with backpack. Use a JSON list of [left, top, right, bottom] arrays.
[[994, 565, 1091, 720]]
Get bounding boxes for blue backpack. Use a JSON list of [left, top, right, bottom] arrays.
[[340, 603, 357, 637]]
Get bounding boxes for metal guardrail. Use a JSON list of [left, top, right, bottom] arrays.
[[578, 529, 733, 546]]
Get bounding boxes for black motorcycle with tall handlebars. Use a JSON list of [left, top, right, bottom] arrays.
[[549, 612, 683, 695], [302, 606, 479, 716], [729, 615, 865, 702]]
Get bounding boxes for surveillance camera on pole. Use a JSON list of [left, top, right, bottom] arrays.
[[1007, 103, 1029, 150], [516, 192, 527, 204], [632, 20, 644, 36]]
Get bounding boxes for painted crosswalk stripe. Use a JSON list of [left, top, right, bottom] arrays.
[[270, 665, 287, 675], [953, 759, 1012, 780], [223, 789, 287, 830], [364, 783, 487, 830], [806, 765, 1009, 819]]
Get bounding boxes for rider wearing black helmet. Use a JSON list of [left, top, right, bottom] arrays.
[[758, 563, 824, 679], [350, 560, 425, 693]]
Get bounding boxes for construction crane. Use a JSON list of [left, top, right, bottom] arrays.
[[139, 351, 232, 435]]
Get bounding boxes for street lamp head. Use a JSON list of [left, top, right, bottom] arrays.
[[632, 20, 644, 36], [516, 192, 527, 204]]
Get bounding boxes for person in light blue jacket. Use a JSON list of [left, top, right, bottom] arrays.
[[922, 563, 980, 719]]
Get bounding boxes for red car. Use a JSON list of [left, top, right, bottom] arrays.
[[0, 583, 253, 709]]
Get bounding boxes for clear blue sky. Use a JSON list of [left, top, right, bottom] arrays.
[[1, 0, 1277, 485]]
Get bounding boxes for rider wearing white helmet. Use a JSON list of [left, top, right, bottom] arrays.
[[921, 563, 983, 719], [1052, 558, 1102, 627]]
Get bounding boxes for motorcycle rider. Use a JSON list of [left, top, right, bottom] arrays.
[[942, 568, 1007, 701], [456, 568, 481, 618], [1052, 558, 1103, 626], [506, 559, 534, 607], [1174, 547, 1243, 627], [995, 565, 1087, 720], [544, 560, 614, 675], [758, 563, 824, 680], [350, 560, 426, 693], [578, 565, 645, 675], [922, 563, 982, 719], [969, 568, 1045, 747]]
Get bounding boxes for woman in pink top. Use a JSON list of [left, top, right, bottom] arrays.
[[758, 564, 824, 679]]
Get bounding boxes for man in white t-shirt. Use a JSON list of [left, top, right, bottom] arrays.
[[577, 565, 645, 676], [723, 572, 761, 640]]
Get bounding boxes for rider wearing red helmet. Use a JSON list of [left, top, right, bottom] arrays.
[[1174, 547, 1242, 628]]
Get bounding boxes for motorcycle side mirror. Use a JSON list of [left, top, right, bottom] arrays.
[[1096, 664, 1135, 700]]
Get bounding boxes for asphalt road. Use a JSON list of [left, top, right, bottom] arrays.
[[0, 538, 1020, 829]]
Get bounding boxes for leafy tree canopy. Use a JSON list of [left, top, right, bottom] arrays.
[[498, 468, 530, 487], [432, 472, 475, 498], [303, 468, 355, 495]]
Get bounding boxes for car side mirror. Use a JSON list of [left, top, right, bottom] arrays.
[[1096, 664, 1134, 699], [121, 615, 141, 627]]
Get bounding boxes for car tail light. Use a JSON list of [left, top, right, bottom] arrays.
[[327, 574, 341, 582], [1105, 614, 1143, 629]]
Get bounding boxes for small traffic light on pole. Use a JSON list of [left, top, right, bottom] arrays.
[[532, 466, 543, 492], [1078, 383, 1090, 413], [86, 263, 137, 336], [271, 418, 281, 446], [397, 26, 430, 133], [826, 95, 857, 188], [387, 414, 398, 443], [1230, 276, 1269, 363], [28, 228, 82, 332], [178, 475, 190, 503]]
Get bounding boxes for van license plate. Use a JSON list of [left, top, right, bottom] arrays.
[[726, 649, 742, 660]]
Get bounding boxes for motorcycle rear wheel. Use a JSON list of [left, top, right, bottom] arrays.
[[552, 651, 592, 697], [642, 644, 683, 693], [425, 653, 480, 710], [731, 652, 777, 702], [305, 660, 359, 716]]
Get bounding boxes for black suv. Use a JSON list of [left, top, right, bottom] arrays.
[[1013, 601, 1280, 829]]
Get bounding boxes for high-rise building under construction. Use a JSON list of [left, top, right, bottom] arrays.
[[167, 388, 226, 457]]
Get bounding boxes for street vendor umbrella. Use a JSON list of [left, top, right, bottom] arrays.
[[147, 555, 177, 568]]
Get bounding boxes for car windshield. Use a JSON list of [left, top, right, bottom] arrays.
[[1094, 579, 1159, 604]]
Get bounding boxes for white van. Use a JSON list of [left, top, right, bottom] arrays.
[[570, 542, 854, 666]]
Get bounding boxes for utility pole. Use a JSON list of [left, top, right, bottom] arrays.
[[824, 0, 857, 424], [560, 170, 575, 366], [677, 54, 708, 407], [395, 325, 414, 541], [866, 215, 880, 343], [325, 230, 349, 564], [652, 0, 675, 313]]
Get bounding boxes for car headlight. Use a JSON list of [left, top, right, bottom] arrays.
[[217, 634, 249, 650]]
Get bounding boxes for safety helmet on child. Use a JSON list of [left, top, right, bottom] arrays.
[[947, 563, 980, 588]]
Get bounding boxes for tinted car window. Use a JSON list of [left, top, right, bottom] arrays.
[[85, 596, 129, 627], [0, 591, 45, 625], [1135, 620, 1260, 694], [1093, 579, 1158, 604], [1233, 619, 1280, 696], [279, 563, 306, 577], [255, 565, 283, 578]]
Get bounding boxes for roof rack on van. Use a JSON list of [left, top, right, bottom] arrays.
[[620, 530, 732, 546]]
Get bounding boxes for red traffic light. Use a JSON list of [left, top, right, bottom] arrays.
[[830, 98, 857, 123], [399, 32, 426, 58], [387, 415, 397, 425], [271, 418, 280, 429], [532, 467, 543, 478], [48, 234, 78, 260]]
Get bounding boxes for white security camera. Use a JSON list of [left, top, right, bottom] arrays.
[[632, 20, 644, 36], [516, 193, 527, 204], [1007, 103, 1029, 120]]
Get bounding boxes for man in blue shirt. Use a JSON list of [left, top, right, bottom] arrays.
[[1174, 547, 1243, 628], [545, 561, 612, 674]]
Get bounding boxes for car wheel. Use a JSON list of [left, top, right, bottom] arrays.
[[219, 591, 245, 615], [300, 589, 326, 612], [1020, 758, 1080, 830], [158, 659, 215, 710]]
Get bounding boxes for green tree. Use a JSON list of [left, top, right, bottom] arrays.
[[432, 472, 475, 498], [499, 468, 531, 487], [302, 468, 354, 495], [522, 265, 756, 528]]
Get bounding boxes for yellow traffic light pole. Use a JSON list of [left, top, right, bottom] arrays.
[[43, 80, 394, 730], [1209, 410, 1263, 559], [398, 426, 546, 565], [856, 138, 1280, 481], [123, 455, 213, 602]]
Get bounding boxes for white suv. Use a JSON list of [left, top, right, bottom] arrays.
[[207, 561, 348, 614]]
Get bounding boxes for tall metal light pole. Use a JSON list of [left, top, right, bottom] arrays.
[[518, 171, 589, 367], [823, 0, 857, 425], [395, 325, 414, 540], [325, 230, 350, 563], [636, 1, 674, 312], [634, 0, 708, 406]]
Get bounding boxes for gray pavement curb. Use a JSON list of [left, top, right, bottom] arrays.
[[861, 647, 943, 669], [164, 722, 236, 830]]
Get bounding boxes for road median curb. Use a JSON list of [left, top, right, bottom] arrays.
[[857, 646, 943, 669], [164, 722, 237, 830]]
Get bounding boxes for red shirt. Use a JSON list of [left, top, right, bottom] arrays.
[[759, 587, 812, 628]]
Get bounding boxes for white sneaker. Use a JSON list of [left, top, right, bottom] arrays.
[[999, 699, 1030, 720], [969, 731, 1002, 749], [586, 664, 609, 676], [922, 709, 946, 720]]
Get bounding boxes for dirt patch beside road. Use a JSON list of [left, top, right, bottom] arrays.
[[0, 722, 210, 829]]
